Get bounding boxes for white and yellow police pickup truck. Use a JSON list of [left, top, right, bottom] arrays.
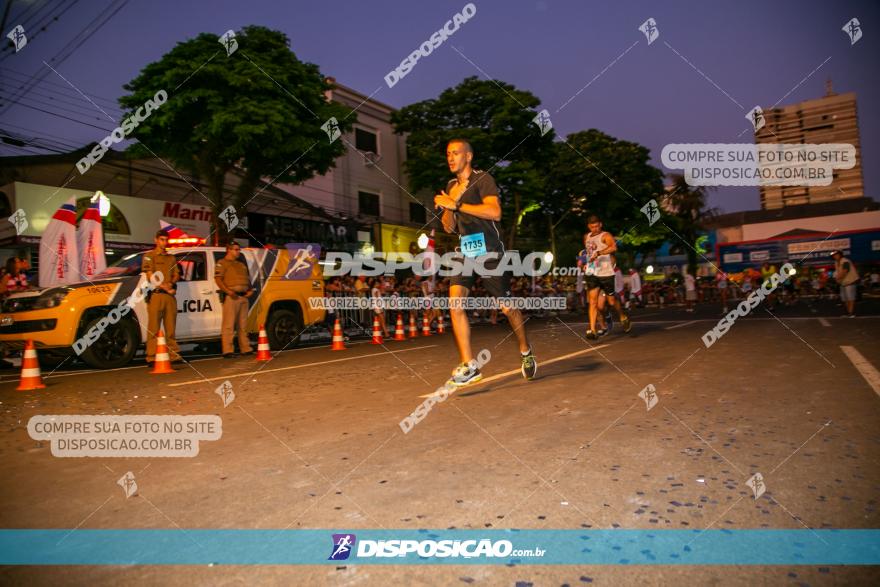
[[0, 246, 324, 369]]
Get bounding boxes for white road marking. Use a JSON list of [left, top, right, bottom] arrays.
[[818, 318, 831, 327], [168, 344, 438, 387], [840, 346, 880, 398], [419, 344, 611, 398], [664, 320, 699, 330]]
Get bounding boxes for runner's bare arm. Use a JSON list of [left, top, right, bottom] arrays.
[[435, 191, 501, 221], [457, 195, 501, 221], [435, 190, 458, 233], [598, 232, 618, 256], [441, 208, 456, 233]]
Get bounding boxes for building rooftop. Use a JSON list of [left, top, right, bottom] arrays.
[[706, 197, 879, 229]]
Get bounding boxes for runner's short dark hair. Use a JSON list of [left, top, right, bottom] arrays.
[[447, 138, 473, 153], [155, 229, 169, 238], [587, 214, 601, 224], [226, 239, 240, 250]]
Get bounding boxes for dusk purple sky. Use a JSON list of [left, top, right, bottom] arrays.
[[2, 0, 878, 213]]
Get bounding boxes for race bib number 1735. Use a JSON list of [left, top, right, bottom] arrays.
[[460, 232, 487, 258]]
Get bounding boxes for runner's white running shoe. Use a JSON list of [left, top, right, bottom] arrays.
[[447, 361, 483, 387]]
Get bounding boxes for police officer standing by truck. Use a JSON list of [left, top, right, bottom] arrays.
[[214, 240, 254, 358], [141, 230, 181, 363]]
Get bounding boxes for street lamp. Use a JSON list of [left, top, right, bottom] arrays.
[[543, 251, 554, 264], [417, 232, 429, 250], [646, 265, 654, 274]]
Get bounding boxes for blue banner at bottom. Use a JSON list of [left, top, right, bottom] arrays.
[[1, 530, 878, 565]]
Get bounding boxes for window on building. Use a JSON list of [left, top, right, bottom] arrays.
[[410, 202, 426, 224], [355, 128, 378, 154], [359, 191, 380, 217]]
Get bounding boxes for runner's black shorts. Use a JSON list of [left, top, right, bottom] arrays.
[[449, 255, 512, 298], [585, 275, 615, 296]]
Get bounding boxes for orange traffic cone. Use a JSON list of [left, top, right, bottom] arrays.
[[393, 314, 406, 341], [256, 325, 272, 361], [150, 331, 175, 374], [421, 313, 432, 336], [370, 316, 384, 344], [331, 318, 346, 351], [16, 340, 46, 391], [408, 314, 418, 338], [437, 313, 445, 334]]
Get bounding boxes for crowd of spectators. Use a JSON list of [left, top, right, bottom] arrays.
[[641, 263, 880, 310], [320, 259, 880, 332], [0, 257, 31, 298]]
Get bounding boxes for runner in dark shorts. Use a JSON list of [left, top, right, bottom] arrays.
[[581, 215, 631, 340], [585, 275, 615, 296], [450, 257, 510, 297], [577, 239, 610, 335], [434, 139, 537, 387]]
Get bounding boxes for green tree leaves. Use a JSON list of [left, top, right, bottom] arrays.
[[119, 25, 354, 242], [392, 76, 555, 246], [394, 75, 670, 261]]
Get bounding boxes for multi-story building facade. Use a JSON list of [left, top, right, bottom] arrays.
[[755, 85, 864, 209]]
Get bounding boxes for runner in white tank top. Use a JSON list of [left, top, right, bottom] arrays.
[[582, 215, 631, 339], [584, 231, 616, 277]]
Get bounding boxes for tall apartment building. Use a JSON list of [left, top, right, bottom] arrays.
[[755, 83, 864, 209]]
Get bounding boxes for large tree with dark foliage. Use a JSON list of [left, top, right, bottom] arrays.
[[392, 76, 554, 248], [120, 25, 354, 242]]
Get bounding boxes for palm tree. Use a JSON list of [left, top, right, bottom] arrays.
[[664, 174, 718, 273]]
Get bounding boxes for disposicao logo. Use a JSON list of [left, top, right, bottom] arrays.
[[284, 243, 320, 281], [328, 533, 356, 561]]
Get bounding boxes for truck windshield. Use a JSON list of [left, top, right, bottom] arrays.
[[93, 252, 145, 278]]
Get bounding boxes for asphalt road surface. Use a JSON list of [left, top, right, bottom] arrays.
[[1, 298, 878, 585]]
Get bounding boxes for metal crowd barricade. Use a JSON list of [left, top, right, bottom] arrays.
[[324, 291, 370, 337]]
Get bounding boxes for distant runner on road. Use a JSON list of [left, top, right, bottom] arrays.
[[581, 215, 631, 340]]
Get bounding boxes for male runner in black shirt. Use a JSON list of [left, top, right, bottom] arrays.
[[434, 139, 537, 386]]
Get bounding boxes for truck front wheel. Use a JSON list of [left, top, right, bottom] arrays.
[[265, 309, 303, 351], [79, 316, 140, 369]]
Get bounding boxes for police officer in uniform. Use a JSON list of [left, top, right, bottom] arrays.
[[214, 240, 254, 358], [141, 230, 181, 363]]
